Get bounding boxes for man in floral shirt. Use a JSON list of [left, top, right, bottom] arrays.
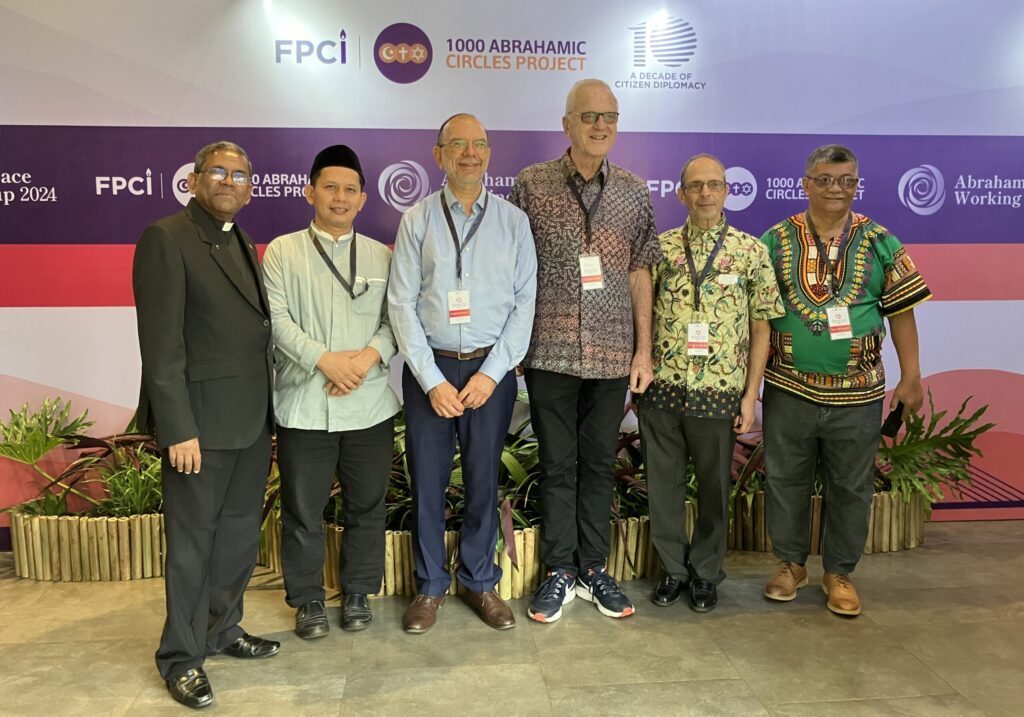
[[638, 154, 783, 612], [760, 145, 931, 616]]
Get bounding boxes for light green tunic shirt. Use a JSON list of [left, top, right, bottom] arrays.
[[263, 222, 401, 431]]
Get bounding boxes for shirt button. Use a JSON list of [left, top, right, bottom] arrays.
[[263, 319, 270, 327]]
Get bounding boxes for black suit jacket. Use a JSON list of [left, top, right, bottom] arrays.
[[133, 199, 273, 450]]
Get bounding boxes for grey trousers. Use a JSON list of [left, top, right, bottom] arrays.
[[763, 384, 882, 574], [639, 405, 735, 584]]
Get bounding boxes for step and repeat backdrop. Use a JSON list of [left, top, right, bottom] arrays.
[[2, 0, 1023, 521]]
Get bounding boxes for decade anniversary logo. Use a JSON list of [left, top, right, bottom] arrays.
[[615, 13, 706, 91]]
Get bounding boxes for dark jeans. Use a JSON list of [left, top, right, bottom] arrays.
[[156, 426, 271, 681], [403, 357, 517, 595], [639, 406, 734, 584], [277, 417, 394, 605], [524, 368, 629, 572], [763, 384, 882, 574]]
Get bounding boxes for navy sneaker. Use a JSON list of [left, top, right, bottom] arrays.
[[576, 567, 635, 618], [527, 568, 577, 623]]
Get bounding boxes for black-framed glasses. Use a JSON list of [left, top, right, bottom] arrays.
[[568, 111, 620, 125], [805, 174, 859, 189], [201, 167, 251, 185], [683, 180, 727, 193], [438, 139, 491, 152]]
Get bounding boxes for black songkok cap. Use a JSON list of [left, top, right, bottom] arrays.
[[310, 144, 365, 188]]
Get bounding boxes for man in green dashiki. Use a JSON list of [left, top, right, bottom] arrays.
[[639, 154, 784, 612], [760, 144, 931, 617]]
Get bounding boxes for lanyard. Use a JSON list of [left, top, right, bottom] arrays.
[[682, 220, 729, 313], [567, 172, 606, 248], [804, 212, 853, 297], [441, 190, 489, 281], [309, 228, 359, 300]]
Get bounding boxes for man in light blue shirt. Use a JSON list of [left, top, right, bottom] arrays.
[[389, 113, 537, 633], [263, 145, 400, 638]]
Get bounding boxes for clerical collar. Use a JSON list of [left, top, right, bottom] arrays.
[[221, 221, 234, 232]]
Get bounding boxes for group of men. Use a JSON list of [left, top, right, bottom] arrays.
[[133, 78, 930, 710]]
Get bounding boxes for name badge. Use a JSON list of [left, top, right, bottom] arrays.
[[827, 306, 852, 340], [718, 274, 739, 286], [687, 321, 710, 356], [448, 290, 471, 325], [579, 254, 604, 290]]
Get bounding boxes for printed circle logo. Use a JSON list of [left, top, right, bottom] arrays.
[[898, 164, 945, 216], [378, 160, 430, 212], [374, 23, 432, 84], [172, 163, 193, 207], [649, 17, 697, 67], [723, 166, 757, 212]]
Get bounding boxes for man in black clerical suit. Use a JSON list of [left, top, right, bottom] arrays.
[[133, 141, 278, 710]]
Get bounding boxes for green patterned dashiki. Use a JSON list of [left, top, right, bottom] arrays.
[[760, 212, 932, 406]]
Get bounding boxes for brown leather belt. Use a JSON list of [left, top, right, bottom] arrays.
[[433, 346, 492, 361]]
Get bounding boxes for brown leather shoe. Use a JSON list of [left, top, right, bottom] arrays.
[[463, 589, 516, 630], [822, 572, 861, 616], [403, 594, 445, 633], [763, 561, 809, 601]]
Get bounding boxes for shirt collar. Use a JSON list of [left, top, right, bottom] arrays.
[[442, 185, 487, 215], [684, 215, 727, 247], [309, 221, 354, 245], [560, 149, 609, 186]]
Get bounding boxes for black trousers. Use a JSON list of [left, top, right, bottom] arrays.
[[277, 417, 394, 605], [156, 426, 271, 681], [524, 368, 629, 572], [639, 406, 735, 584], [403, 358, 517, 595]]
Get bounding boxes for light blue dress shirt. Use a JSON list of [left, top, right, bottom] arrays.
[[388, 186, 537, 393]]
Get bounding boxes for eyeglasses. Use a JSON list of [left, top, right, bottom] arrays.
[[568, 111, 620, 125], [438, 139, 491, 152], [805, 174, 859, 189], [200, 167, 251, 185], [683, 180, 727, 193]]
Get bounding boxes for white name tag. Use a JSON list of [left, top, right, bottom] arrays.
[[827, 306, 852, 340], [687, 322, 710, 355], [718, 273, 739, 286], [579, 254, 604, 290], [448, 290, 471, 325]]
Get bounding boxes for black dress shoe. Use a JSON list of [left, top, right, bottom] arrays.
[[342, 593, 372, 631], [296, 600, 329, 640], [689, 578, 718, 612], [219, 633, 280, 659], [166, 668, 213, 709], [651, 573, 687, 606]]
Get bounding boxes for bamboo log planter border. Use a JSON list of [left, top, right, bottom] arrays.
[[260, 492, 926, 598], [9, 510, 165, 582]]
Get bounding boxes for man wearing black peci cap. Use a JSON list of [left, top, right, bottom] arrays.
[[263, 145, 401, 637]]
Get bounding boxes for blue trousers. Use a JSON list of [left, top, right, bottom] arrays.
[[403, 356, 517, 595]]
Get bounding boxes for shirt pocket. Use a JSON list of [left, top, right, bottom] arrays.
[[351, 276, 387, 317]]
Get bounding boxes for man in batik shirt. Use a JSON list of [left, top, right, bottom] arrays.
[[761, 144, 931, 616], [639, 154, 783, 613]]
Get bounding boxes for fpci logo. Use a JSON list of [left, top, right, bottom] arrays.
[[628, 15, 697, 67], [724, 167, 757, 212], [898, 165, 945, 216], [378, 160, 430, 212], [374, 23, 432, 84], [172, 163, 193, 207]]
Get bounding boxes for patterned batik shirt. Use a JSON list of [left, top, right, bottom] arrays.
[[761, 212, 932, 406], [639, 218, 784, 419], [508, 151, 663, 379]]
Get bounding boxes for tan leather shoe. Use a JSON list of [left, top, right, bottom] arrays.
[[463, 589, 516, 629], [763, 561, 809, 601], [403, 594, 445, 633], [822, 572, 861, 616]]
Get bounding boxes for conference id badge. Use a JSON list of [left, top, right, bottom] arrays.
[[718, 274, 739, 286], [448, 290, 471, 325], [687, 321, 710, 356], [579, 254, 604, 290], [827, 306, 853, 340]]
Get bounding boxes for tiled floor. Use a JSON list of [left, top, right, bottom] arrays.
[[2, 521, 1023, 716]]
